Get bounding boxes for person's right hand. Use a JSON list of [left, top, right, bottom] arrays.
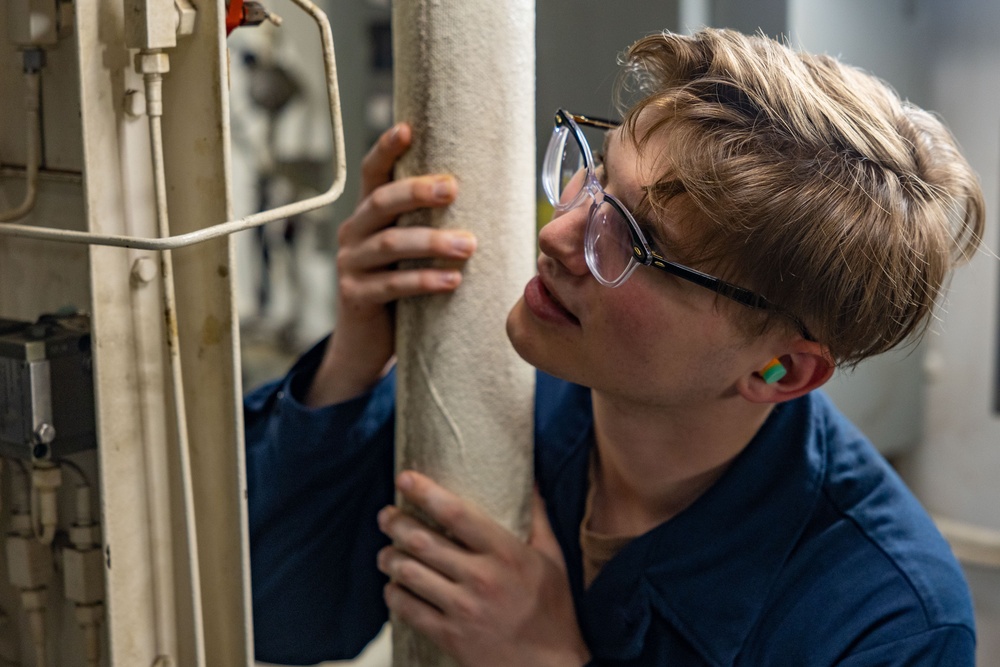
[[305, 123, 477, 407]]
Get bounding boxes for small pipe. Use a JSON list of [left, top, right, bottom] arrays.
[[137, 51, 206, 666], [0, 70, 41, 222], [30, 463, 61, 545], [0, 165, 81, 184], [0, 0, 346, 250]]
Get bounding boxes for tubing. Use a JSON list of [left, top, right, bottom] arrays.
[[0, 71, 40, 222], [0, 0, 346, 250], [140, 54, 206, 666]]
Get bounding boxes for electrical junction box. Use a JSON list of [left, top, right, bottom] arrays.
[[0, 314, 95, 461]]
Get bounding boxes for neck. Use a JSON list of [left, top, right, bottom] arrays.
[[588, 390, 774, 536]]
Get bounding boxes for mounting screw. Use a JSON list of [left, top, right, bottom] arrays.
[[131, 257, 158, 284], [34, 423, 56, 445]]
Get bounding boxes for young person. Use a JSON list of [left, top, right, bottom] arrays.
[[246, 28, 985, 666]]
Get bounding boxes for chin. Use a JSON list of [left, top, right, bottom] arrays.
[[505, 299, 536, 365], [506, 300, 583, 384]]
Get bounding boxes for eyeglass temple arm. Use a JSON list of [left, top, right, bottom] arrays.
[[645, 250, 815, 339], [566, 112, 619, 130]]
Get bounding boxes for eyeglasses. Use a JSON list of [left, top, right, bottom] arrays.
[[541, 108, 813, 340]]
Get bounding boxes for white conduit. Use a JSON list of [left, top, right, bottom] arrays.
[[140, 55, 205, 666], [0, 0, 346, 250], [392, 0, 536, 664], [0, 70, 40, 222]]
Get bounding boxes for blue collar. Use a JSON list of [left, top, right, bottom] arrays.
[[535, 375, 826, 663]]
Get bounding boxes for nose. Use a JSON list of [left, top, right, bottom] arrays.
[[537, 203, 590, 277]]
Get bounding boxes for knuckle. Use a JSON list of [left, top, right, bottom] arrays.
[[451, 594, 481, 624], [336, 220, 354, 247], [395, 559, 420, 583], [402, 529, 430, 555], [437, 501, 465, 528], [369, 186, 392, 213], [375, 228, 401, 254], [338, 275, 357, 299], [335, 247, 352, 274], [385, 272, 406, 296], [360, 150, 380, 179], [466, 567, 498, 598]]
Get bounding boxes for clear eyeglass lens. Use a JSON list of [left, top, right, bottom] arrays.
[[585, 198, 636, 286], [557, 133, 587, 206]]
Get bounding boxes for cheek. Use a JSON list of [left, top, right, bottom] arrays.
[[594, 283, 665, 351], [595, 280, 728, 362]]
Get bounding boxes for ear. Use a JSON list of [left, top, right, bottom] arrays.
[[737, 341, 834, 404]]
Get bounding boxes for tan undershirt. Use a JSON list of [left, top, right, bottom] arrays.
[[580, 452, 639, 589]]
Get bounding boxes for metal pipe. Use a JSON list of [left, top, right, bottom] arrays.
[[0, 0, 346, 250], [0, 70, 41, 222]]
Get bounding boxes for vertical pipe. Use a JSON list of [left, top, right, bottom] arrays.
[[392, 1, 536, 664]]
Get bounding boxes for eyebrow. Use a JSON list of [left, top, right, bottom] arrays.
[[602, 130, 678, 251]]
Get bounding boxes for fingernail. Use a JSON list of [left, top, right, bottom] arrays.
[[439, 271, 461, 287], [433, 177, 456, 200], [389, 124, 402, 144], [377, 507, 389, 527], [397, 472, 414, 491], [450, 235, 475, 255]]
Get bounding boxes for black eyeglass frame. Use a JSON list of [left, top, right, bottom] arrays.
[[548, 109, 814, 341]]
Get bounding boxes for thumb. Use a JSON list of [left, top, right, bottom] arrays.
[[529, 487, 566, 571]]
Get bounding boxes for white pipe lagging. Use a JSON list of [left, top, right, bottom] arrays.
[[0, 0, 346, 250], [0, 70, 40, 223], [392, 0, 537, 663]]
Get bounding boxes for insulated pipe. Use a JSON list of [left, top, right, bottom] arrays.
[[392, 1, 536, 664]]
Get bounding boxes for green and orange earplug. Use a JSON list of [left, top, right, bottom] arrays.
[[760, 357, 787, 384]]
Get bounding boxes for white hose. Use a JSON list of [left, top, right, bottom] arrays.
[[0, 71, 40, 222], [141, 57, 206, 667]]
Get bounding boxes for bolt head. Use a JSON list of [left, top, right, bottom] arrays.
[[131, 257, 158, 284], [34, 423, 56, 445]]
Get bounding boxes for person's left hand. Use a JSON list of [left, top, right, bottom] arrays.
[[376, 470, 592, 667]]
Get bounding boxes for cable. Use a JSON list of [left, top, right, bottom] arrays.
[[56, 457, 90, 487]]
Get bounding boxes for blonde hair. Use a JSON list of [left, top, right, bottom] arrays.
[[618, 29, 985, 365]]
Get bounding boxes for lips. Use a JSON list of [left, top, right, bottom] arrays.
[[523, 275, 580, 326]]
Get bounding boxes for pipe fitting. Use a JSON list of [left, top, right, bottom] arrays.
[[135, 50, 170, 76]]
